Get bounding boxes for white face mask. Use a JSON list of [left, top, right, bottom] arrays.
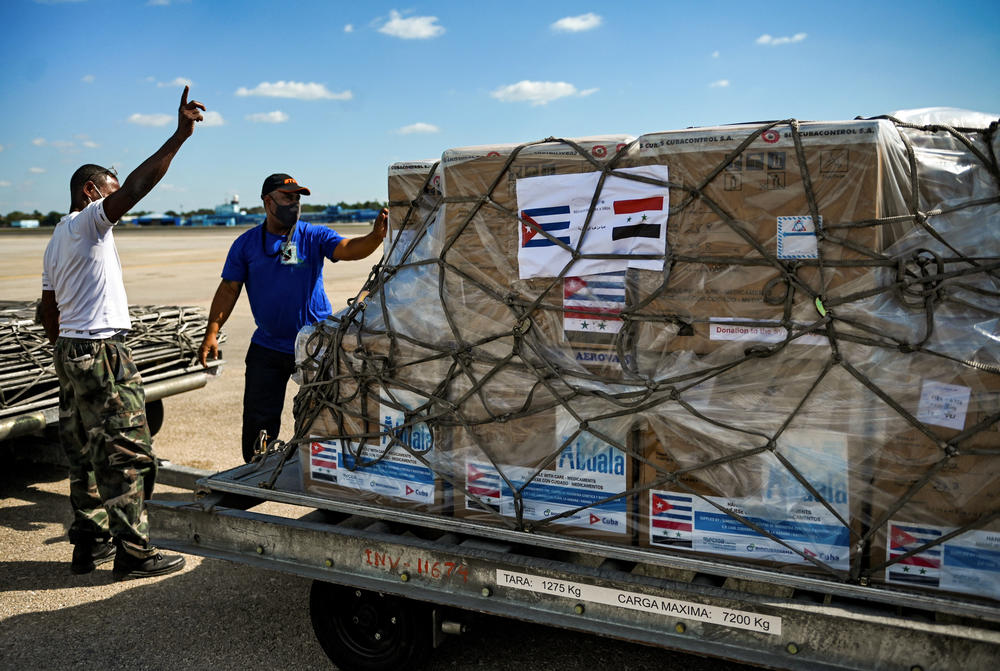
[[89, 183, 106, 204]]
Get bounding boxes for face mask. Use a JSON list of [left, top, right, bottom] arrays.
[[273, 202, 299, 228], [89, 184, 106, 204]]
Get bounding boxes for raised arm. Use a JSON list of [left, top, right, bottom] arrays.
[[102, 86, 206, 223], [332, 208, 389, 261], [198, 279, 243, 367]]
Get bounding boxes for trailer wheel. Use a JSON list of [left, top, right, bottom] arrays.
[[309, 581, 432, 671], [145, 399, 164, 437]]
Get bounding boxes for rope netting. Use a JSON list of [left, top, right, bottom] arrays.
[[279, 116, 998, 592], [0, 303, 221, 417]]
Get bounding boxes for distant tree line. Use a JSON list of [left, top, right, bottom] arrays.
[[240, 201, 387, 215], [0, 201, 387, 226], [0, 210, 61, 227]]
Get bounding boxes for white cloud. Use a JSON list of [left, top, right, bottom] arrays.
[[235, 81, 353, 100], [712, 50, 720, 58], [247, 111, 289, 124], [148, 0, 171, 5], [157, 76, 193, 88], [344, 24, 354, 33], [0, 181, 11, 187], [578, 88, 598, 97], [490, 80, 595, 106], [145, 76, 156, 83], [756, 32, 807, 46], [377, 10, 445, 39], [30, 137, 82, 153], [397, 122, 440, 135], [29, 167, 45, 174], [128, 113, 173, 127], [551, 13, 602, 33], [82, 140, 99, 148], [157, 183, 185, 192], [710, 79, 730, 88], [82, 74, 95, 83], [201, 111, 225, 126], [0, 145, 4, 152]]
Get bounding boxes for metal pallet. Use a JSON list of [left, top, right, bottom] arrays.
[[148, 453, 1000, 671]]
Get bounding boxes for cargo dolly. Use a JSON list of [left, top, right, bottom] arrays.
[[148, 451, 1000, 671]]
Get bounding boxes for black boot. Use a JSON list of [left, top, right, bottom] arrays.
[[112, 547, 186, 581], [71, 540, 117, 574]]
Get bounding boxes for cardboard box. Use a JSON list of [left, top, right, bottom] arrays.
[[624, 120, 910, 355], [452, 406, 635, 546], [297, 321, 452, 402], [866, 364, 1000, 599], [638, 424, 862, 577], [387, 160, 444, 266], [439, 137, 638, 364], [299, 383, 454, 514], [636, 354, 873, 576]]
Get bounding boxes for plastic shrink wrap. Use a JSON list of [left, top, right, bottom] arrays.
[[293, 115, 999, 601]]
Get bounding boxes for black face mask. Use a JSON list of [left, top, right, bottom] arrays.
[[273, 203, 299, 228]]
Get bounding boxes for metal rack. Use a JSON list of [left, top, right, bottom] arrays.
[[149, 452, 1000, 671]]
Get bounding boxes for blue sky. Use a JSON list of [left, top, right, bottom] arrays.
[[1, 0, 998, 215]]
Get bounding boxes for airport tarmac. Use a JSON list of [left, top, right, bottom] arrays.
[[0, 226, 751, 670]]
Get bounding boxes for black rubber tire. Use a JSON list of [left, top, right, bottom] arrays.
[[309, 581, 432, 671], [145, 399, 164, 437]]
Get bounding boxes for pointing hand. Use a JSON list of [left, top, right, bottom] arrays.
[[178, 86, 207, 138]]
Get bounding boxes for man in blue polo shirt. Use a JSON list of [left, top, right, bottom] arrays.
[[198, 173, 387, 462]]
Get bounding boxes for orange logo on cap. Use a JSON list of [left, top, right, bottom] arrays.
[[283, 178, 297, 184]]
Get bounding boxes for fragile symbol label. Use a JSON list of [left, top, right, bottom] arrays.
[[496, 569, 781, 635]]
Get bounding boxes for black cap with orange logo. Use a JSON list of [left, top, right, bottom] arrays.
[[261, 173, 311, 198]]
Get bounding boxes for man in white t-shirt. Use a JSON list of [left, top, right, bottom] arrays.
[[39, 87, 205, 580]]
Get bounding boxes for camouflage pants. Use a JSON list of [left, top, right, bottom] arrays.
[[54, 336, 157, 557]]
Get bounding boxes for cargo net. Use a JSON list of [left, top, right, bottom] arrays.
[[284, 117, 999, 592], [0, 303, 221, 418]]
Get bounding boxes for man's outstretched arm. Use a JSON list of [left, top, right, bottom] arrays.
[[332, 208, 389, 261], [198, 280, 243, 366], [102, 86, 206, 223]]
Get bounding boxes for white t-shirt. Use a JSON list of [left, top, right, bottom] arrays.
[[41, 199, 131, 337]]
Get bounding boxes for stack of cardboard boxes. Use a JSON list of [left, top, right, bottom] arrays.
[[294, 118, 999, 600], [297, 160, 454, 513]]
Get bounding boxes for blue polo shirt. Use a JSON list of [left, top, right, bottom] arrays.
[[222, 221, 345, 354]]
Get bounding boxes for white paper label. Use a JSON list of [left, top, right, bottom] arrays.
[[708, 318, 828, 346], [916, 380, 971, 431], [515, 166, 669, 279], [309, 437, 436, 503], [496, 569, 781, 635], [777, 215, 820, 259]]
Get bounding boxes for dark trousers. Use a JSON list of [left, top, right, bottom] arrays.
[[242, 342, 296, 462]]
